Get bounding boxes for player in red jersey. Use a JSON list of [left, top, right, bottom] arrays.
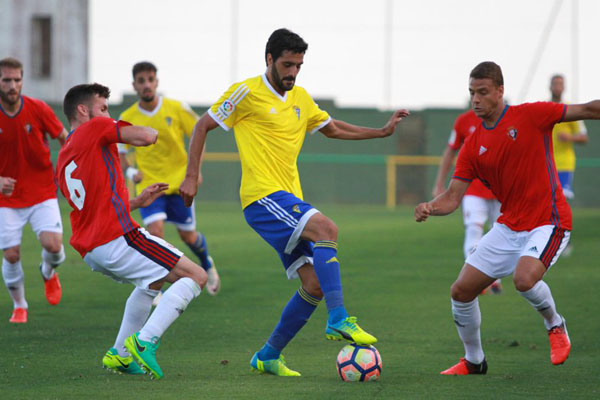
[[416, 61, 600, 374], [56, 83, 207, 380], [0, 57, 68, 323], [433, 109, 502, 294]]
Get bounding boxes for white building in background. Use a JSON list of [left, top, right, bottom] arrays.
[[0, 0, 88, 103]]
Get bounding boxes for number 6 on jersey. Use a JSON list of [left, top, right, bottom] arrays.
[[65, 160, 86, 210]]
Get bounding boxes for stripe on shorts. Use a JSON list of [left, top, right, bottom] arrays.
[[257, 197, 299, 228], [124, 229, 180, 270], [539, 226, 567, 268]]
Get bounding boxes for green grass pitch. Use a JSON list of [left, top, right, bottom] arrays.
[[1, 201, 598, 399]]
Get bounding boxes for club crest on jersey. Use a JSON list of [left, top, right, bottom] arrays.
[[507, 127, 518, 141], [24, 123, 32, 134], [293, 106, 300, 120], [292, 204, 301, 213], [165, 117, 172, 126], [219, 100, 235, 118]]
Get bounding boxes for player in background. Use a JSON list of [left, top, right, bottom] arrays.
[[550, 75, 588, 255], [119, 62, 220, 297], [57, 83, 207, 380], [0, 57, 68, 323], [433, 110, 502, 294], [180, 28, 409, 377], [415, 61, 600, 374]]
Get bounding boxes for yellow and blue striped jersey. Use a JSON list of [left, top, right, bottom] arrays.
[[119, 97, 198, 195], [552, 119, 587, 171], [209, 74, 331, 209]]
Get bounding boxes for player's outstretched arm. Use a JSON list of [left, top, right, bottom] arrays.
[[130, 183, 169, 210], [432, 147, 458, 197], [320, 109, 410, 140], [563, 100, 600, 122], [180, 113, 219, 207], [120, 125, 158, 147], [415, 178, 469, 222]]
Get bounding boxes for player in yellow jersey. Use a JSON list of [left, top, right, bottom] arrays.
[[550, 74, 588, 200], [180, 28, 409, 377], [119, 62, 220, 296]]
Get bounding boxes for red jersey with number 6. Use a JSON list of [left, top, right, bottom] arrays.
[[56, 117, 139, 257], [448, 110, 496, 200], [0, 96, 64, 207], [453, 102, 571, 232]]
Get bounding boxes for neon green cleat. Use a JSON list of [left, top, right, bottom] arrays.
[[124, 332, 163, 380], [250, 352, 301, 377], [102, 348, 146, 375], [325, 316, 377, 345]]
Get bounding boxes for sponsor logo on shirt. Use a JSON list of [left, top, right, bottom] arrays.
[[293, 106, 300, 120], [269, 107, 277, 114], [479, 146, 487, 155], [507, 127, 518, 141]]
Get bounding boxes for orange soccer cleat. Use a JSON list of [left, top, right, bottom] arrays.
[[9, 308, 28, 323], [549, 317, 571, 365], [440, 357, 488, 375], [43, 272, 62, 305]]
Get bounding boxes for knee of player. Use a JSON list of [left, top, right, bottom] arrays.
[[43, 240, 63, 254], [318, 219, 338, 241], [303, 282, 323, 299], [3, 247, 20, 264], [194, 266, 208, 289], [450, 281, 475, 302], [178, 230, 197, 245], [512, 273, 537, 292]]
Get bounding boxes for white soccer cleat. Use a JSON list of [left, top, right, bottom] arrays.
[[206, 256, 220, 296]]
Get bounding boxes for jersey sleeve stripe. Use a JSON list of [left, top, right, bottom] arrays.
[[116, 120, 123, 142], [309, 116, 332, 134], [230, 84, 250, 105], [452, 176, 472, 182], [558, 104, 567, 123], [208, 109, 230, 131]]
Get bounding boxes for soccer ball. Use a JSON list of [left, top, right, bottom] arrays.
[[336, 344, 382, 382]]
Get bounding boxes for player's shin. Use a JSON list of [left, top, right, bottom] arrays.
[[40, 246, 66, 279], [258, 287, 321, 360], [313, 241, 347, 324], [2, 258, 27, 309], [451, 298, 485, 364], [186, 232, 212, 271], [518, 280, 562, 330], [138, 277, 201, 340], [114, 287, 158, 356]]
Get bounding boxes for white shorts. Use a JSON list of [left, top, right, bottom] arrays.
[[83, 228, 183, 290], [0, 198, 63, 249], [462, 195, 501, 227], [466, 223, 571, 279]]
